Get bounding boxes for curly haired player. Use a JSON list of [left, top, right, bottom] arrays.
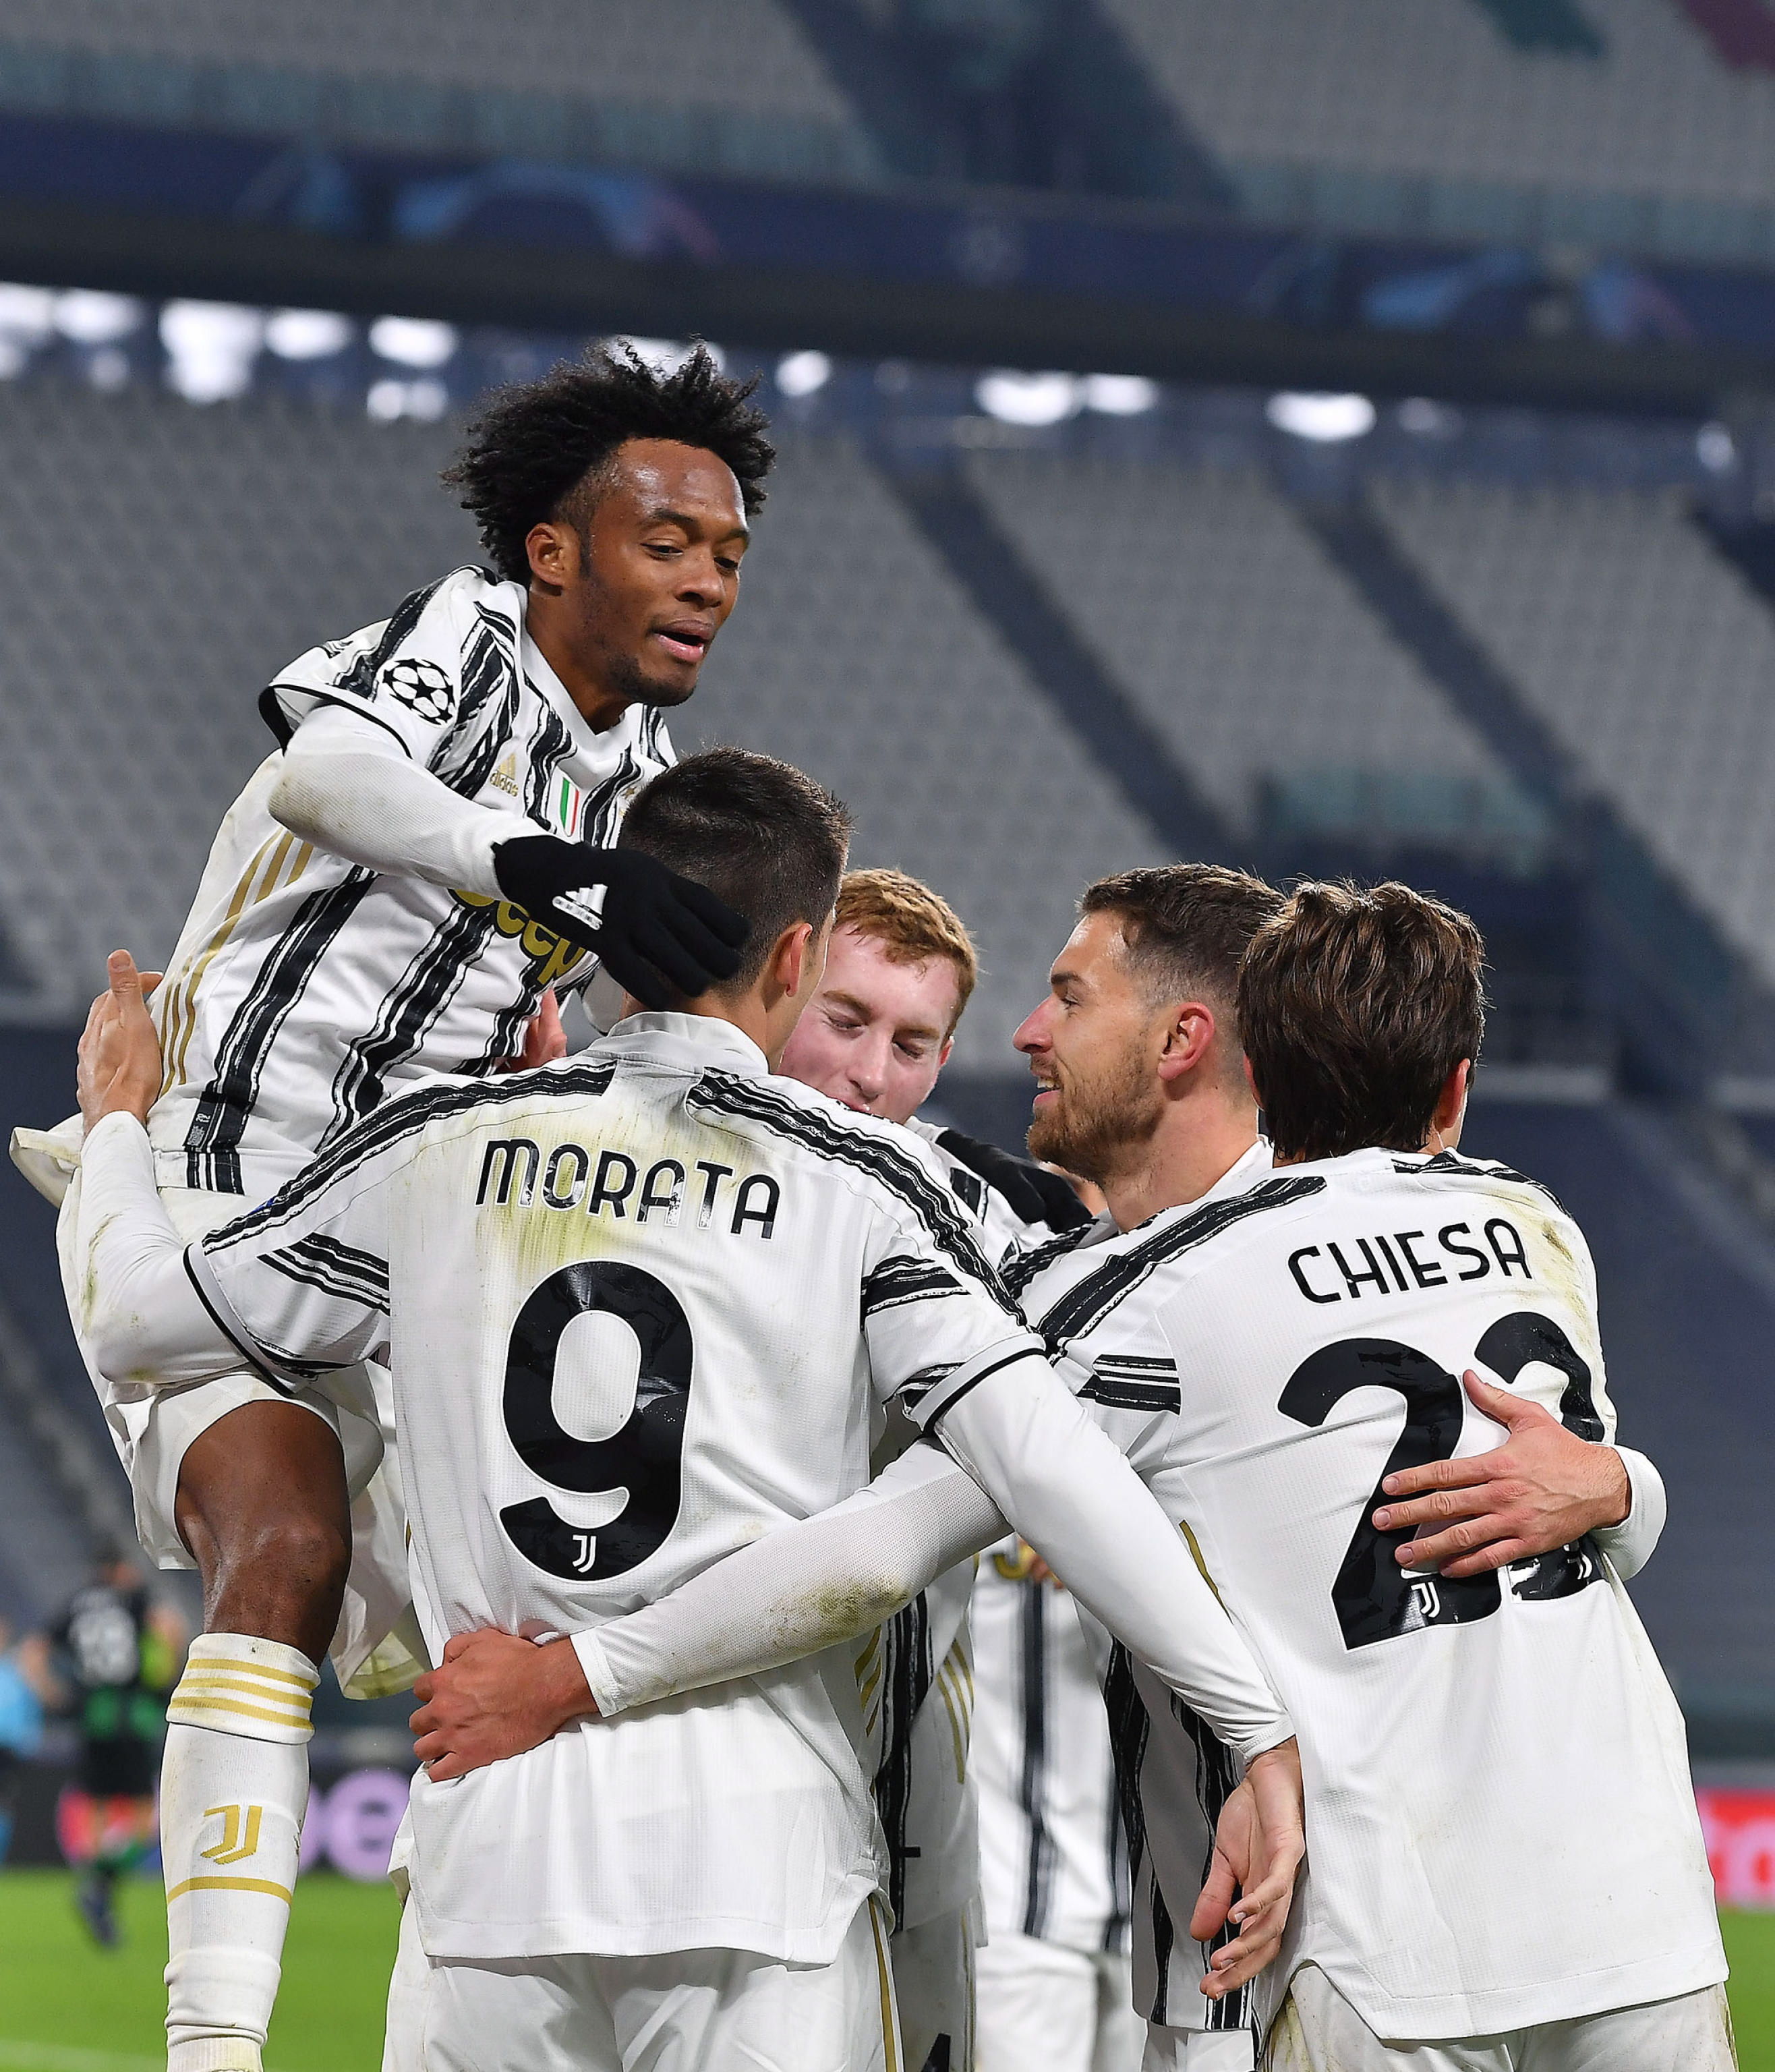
[[14, 341, 769, 2072]]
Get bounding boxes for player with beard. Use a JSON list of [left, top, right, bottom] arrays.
[[424, 865, 1681, 2069], [16, 343, 763, 2072]]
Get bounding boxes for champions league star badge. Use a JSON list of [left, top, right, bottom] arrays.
[[380, 656, 456, 724]]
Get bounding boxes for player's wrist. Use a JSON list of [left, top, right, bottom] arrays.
[[532, 1636, 597, 1731], [1592, 1446, 1631, 1529]]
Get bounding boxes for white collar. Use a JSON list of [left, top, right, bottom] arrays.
[[596, 1010, 769, 1078]]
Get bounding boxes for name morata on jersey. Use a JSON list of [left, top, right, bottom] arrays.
[[181, 1012, 1037, 1965]]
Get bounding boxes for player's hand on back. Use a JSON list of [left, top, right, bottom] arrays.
[[1370, 1371, 1631, 1578], [1190, 1735, 1306, 1998], [411, 1627, 599, 1782], [76, 950, 165, 1134], [494, 836, 747, 1010]]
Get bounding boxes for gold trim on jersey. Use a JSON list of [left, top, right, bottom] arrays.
[[157, 832, 314, 1098], [868, 1895, 900, 2072], [934, 1638, 973, 1784]]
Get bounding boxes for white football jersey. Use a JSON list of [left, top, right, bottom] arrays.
[[972, 1539, 1130, 1959], [1015, 1144, 1724, 2042], [149, 565, 672, 1198], [185, 1012, 1038, 1965], [869, 1122, 1059, 1936]]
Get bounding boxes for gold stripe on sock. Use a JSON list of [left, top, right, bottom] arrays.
[[167, 1696, 314, 1731], [173, 1673, 313, 1712], [183, 1655, 318, 1690], [166, 1875, 293, 1905]]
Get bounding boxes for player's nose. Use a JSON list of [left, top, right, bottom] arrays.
[[1012, 1004, 1048, 1054]]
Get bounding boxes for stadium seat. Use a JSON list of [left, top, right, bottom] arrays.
[[1370, 471, 1775, 991], [695, 430, 1168, 1068], [1103, 0, 1775, 256], [960, 446, 1512, 840], [0, 0, 878, 185]]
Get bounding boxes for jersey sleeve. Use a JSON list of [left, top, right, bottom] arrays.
[[260, 570, 483, 768], [860, 1197, 1045, 1420], [185, 1105, 411, 1389], [1546, 1211, 1667, 1577]]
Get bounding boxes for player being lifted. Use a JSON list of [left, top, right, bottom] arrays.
[[20, 345, 767, 2072], [69, 748, 1305, 2072], [445, 868, 1709, 2070]]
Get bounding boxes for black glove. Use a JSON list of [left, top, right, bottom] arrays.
[[493, 836, 748, 1010], [934, 1128, 1095, 1233]]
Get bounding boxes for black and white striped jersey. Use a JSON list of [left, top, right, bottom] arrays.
[[184, 1012, 1035, 1962], [1016, 1142, 1721, 2043], [149, 566, 672, 1197], [972, 1538, 1130, 1959]]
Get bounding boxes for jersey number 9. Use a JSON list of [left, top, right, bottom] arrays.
[[498, 1261, 693, 1581]]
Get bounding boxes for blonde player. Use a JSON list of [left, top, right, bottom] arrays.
[[778, 865, 1085, 2071]]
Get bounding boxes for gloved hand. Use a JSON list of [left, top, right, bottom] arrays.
[[493, 836, 747, 1011], [934, 1128, 1095, 1233]]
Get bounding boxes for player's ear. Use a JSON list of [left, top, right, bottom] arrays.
[[770, 920, 819, 1002], [1156, 1001, 1214, 1083], [525, 520, 579, 593], [1427, 1059, 1472, 1151]]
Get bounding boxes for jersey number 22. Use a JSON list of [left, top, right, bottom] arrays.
[[1279, 1311, 1604, 1649]]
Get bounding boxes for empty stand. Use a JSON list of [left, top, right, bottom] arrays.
[[696, 430, 1169, 1067], [1105, 0, 1775, 253], [1372, 471, 1775, 994], [961, 447, 1511, 840], [0, 0, 876, 183], [0, 380, 477, 1013], [0, 378, 1166, 1067]]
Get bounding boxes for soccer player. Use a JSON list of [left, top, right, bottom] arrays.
[[69, 751, 1304, 2072], [777, 864, 1086, 2071], [49, 1549, 185, 1947], [506, 866, 1689, 2070], [970, 1534, 1143, 2072], [22, 342, 765, 2072]]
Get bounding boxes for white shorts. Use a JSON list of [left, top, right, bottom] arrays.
[[975, 1929, 1143, 2072], [1142, 2024, 1255, 2071], [57, 1169, 419, 1694], [893, 1903, 977, 2071], [381, 1891, 902, 2072], [1264, 1964, 1737, 2072]]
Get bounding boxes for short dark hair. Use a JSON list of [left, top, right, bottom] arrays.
[[618, 748, 852, 994], [444, 342, 776, 582], [1081, 864, 1283, 1070], [1238, 880, 1486, 1163]]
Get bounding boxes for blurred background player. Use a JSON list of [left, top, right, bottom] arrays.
[[50, 1547, 185, 1947], [0, 1612, 51, 1868], [18, 344, 766, 2072], [970, 1536, 1140, 2072]]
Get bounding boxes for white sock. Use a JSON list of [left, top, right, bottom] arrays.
[[162, 1634, 318, 2072]]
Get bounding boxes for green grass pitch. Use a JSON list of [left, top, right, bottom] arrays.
[[0, 1872, 1769, 2069]]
